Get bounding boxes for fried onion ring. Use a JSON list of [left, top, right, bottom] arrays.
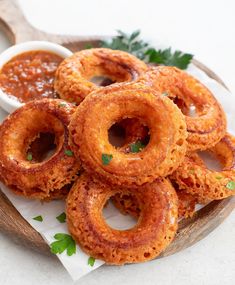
[[69, 84, 187, 186], [171, 133, 235, 200], [112, 187, 197, 219], [176, 191, 198, 218], [66, 174, 178, 265], [138, 66, 227, 151], [54, 48, 148, 104], [112, 153, 206, 219], [0, 99, 81, 200]]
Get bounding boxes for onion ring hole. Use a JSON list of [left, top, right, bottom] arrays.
[[108, 118, 150, 151], [90, 76, 115, 87], [197, 151, 223, 171], [173, 97, 198, 118], [26, 132, 57, 163], [103, 195, 139, 230]]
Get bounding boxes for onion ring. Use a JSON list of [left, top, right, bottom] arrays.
[[6, 182, 72, 201], [112, 187, 197, 219], [138, 66, 227, 151], [171, 133, 235, 200], [66, 174, 178, 265], [54, 48, 148, 104], [176, 191, 198, 218], [112, 153, 206, 219], [0, 99, 81, 200], [69, 84, 187, 186]]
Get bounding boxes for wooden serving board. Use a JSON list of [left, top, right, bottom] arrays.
[[0, 0, 234, 257]]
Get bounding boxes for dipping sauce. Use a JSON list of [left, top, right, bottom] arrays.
[[0, 50, 63, 103]]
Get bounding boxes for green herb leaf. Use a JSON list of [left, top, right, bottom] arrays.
[[84, 43, 93, 49], [27, 152, 33, 161], [33, 215, 43, 222], [100, 30, 193, 69], [162, 92, 168, 96], [56, 212, 66, 223], [129, 141, 146, 153], [101, 30, 148, 59], [102, 154, 113, 165], [129, 30, 141, 41], [145, 47, 193, 69], [59, 103, 67, 107], [88, 256, 95, 267], [215, 176, 223, 180], [64, 150, 74, 157], [226, 181, 235, 190], [50, 233, 76, 256]]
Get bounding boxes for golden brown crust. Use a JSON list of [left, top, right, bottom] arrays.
[[0, 99, 81, 200], [171, 133, 235, 200], [69, 84, 187, 186], [66, 174, 178, 265], [111, 192, 141, 219], [138, 66, 227, 151], [112, 187, 198, 219], [54, 48, 148, 104], [7, 182, 72, 201], [176, 191, 197, 218], [112, 152, 206, 219]]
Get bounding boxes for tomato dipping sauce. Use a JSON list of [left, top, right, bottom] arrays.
[[0, 50, 63, 103]]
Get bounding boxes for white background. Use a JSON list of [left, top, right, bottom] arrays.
[[0, 0, 235, 284]]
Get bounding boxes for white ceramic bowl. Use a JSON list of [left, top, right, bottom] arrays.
[[0, 41, 73, 113]]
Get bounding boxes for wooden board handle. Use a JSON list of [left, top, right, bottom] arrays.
[[0, 0, 36, 43]]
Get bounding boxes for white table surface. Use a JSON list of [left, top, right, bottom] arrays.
[[0, 0, 235, 284]]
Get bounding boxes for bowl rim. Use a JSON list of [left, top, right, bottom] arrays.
[[0, 41, 73, 113]]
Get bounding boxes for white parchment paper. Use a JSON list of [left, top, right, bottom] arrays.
[[0, 63, 234, 281]]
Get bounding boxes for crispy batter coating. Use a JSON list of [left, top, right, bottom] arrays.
[[0, 99, 81, 200], [112, 186, 198, 219], [7, 182, 72, 201], [66, 174, 178, 265], [138, 66, 227, 151], [111, 192, 141, 219], [54, 48, 148, 104], [176, 191, 198, 218], [69, 84, 187, 186], [171, 133, 235, 200], [112, 153, 206, 219]]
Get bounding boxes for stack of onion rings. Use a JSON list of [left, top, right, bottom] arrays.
[[0, 46, 233, 266]]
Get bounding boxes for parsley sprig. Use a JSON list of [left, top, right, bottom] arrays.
[[129, 140, 146, 153], [50, 233, 76, 256], [101, 30, 148, 60], [226, 181, 235, 190], [100, 30, 193, 69], [64, 149, 74, 157], [146, 47, 193, 70], [56, 212, 66, 223], [102, 154, 113, 165], [88, 256, 96, 267], [27, 152, 33, 161], [33, 215, 43, 222]]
